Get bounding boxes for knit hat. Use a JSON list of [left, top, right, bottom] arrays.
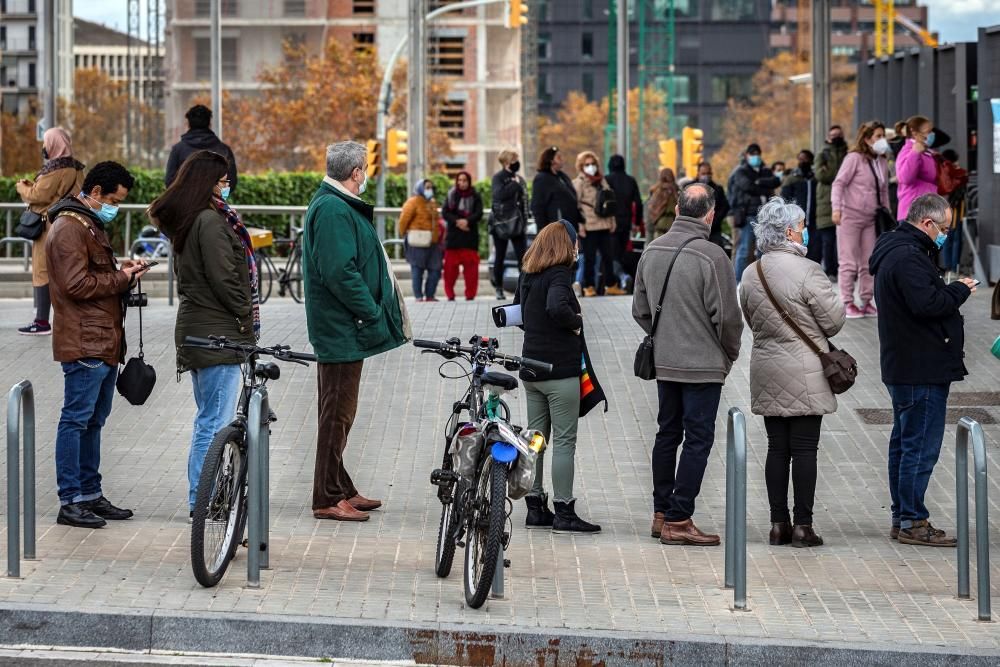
[[745, 143, 762, 155]]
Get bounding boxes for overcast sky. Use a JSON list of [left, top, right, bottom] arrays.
[[74, 0, 1000, 46]]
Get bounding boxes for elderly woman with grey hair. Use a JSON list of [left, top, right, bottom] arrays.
[[739, 197, 846, 548]]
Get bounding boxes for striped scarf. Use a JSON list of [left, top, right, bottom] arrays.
[[213, 196, 260, 340]]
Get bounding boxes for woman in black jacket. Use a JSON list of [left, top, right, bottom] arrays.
[[442, 171, 483, 301], [513, 220, 600, 534], [530, 146, 582, 232], [148, 150, 257, 519], [490, 151, 528, 300]]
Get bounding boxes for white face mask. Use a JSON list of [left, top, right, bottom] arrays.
[[872, 138, 890, 155], [583, 164, 598, 176]]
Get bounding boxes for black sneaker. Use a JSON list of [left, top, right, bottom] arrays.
[[82, 496, 134, 520], [17, 321, 51, 336], [57, 503, 107, 528]]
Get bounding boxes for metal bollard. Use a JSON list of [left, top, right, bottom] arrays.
[[490, 542, 505, 600], [956, 417, 991, 621], [6, 380, 36, 577], [724, 407, 748, 611], [246, 388, 270, 588]]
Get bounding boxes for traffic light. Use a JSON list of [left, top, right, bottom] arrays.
[[682, 126, 704, 179], [658, 139, 677, 174], [506, 0, 529, 28], [366, 139, 382, 179], [386, 128, 408, 168]]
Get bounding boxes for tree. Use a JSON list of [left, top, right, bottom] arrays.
[[1, 112, 41, 177], [65, 68, 129, 165], [710, 52, 857, 179]]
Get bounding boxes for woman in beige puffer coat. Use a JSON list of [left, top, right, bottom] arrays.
[[739, 197, 846, 550], [573, 150, 623, 296]]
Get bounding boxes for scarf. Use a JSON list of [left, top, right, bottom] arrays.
[[213, 196, 261, 340], [37, 156, 84, 178]]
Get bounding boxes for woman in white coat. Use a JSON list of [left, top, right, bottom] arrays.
[[739, 198, 846, 548]]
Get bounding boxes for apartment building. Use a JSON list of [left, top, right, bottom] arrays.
[[74, 18, 165, 107], [0, 0, 73, 118], [165, 0, 523, 177]]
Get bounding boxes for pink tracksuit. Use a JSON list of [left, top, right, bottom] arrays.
[[895, 139, 939, 220], [831, 152, 889, 306]]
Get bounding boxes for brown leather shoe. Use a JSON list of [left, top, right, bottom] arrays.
[[347, 494, 382, 512], [890, 525, 900, 540], [660, 518, 720, 546], [651, 512, 666, 538], [898, 519, 956, 547], [769, 522, 792, 545], [314, 500, 369, 522], [791, 524, 823, 548]]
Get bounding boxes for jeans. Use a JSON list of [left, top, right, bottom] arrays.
[[55, 359, 118, 505], [734, 216, 757, 281], [313, 361, 364, 509], [524, 377, 580, 503], [763, 415, 822, 525], [188, 364, 242, 509], [411, 265, 441, 300], [886, 383, 950, 529], [581, 230, 615, 292], [940, 221, 962, 271], [492, 234, 527, 289], [652, 381, 723, 521]]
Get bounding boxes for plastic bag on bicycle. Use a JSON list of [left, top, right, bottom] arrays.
[[504, 429, 546, 501], [451, 424, 484, 480]]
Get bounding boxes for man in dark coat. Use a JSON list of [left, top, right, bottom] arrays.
[[730, 143, 780, 280], [869, 193, 977, 548], [604, 154, 643, 291], [165, 105, 239, 192], [695, 162, 730, 251]]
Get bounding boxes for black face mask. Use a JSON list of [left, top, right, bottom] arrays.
[[830, 136, 846, 147], [509, 161, 520, 173], [798, 161, 813, 173], [42, 147, 49, 161]]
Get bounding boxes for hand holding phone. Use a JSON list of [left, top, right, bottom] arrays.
[[139, 260, 159, 271]]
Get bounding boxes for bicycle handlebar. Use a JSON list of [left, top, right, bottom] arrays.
[[182, 336, 317, 363], [413, 338, 553, 375]]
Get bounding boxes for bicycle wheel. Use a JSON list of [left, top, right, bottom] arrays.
[[463, 458, 508, 609], [284, 247, 304, 303], [435, 439, 460, 578], [191, 426, 248, 587], [255, 252, 275, 304]]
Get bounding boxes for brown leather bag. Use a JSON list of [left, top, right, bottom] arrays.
[[756, 260, 858, 394]]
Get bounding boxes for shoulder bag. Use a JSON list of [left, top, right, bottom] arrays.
[[489, 176, 526, 241], [16, 180, 79, 241], [117, 278, 157, 405], [865, 158, 896, 237], [633, 237, 696, 380], [755, 260, 857, 394]]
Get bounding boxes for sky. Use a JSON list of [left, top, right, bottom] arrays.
[[73, 0, 1000, 46]]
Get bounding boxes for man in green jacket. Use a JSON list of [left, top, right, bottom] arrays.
[[303, 141, 410, 522], [814, 125, 847, 278]]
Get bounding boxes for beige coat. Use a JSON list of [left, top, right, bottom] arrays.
[[573, 174, 616, 232], [16, 166, 84, 287], [739, 247, 846, 417]]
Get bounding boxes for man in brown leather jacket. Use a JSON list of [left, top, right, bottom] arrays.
[[46, 161, 149, 529]]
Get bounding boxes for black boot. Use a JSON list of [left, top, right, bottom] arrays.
[[524, 494, 554, 529], [552, 500, 601, 534], [57, 503, 107, 529]]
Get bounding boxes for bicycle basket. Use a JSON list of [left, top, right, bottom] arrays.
[[451, 424, 484, 480]]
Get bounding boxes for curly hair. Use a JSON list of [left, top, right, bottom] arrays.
[[752, 197, 805, 254], [81, 161, 135, 197]]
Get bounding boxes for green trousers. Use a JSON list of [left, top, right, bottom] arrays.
[[523, 377, 580, 503]]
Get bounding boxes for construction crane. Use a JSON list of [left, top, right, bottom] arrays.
[[873, 0, 939, 57]]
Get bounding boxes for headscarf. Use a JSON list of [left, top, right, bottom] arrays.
[[415, 179, 433, 198], [446, 171, 476, 216], [212, 196, 260, 340], [37, 126, 83, 178], [647, 168, 679, 222]]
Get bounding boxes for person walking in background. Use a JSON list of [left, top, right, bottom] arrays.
[[148, 151, 256, 521], [513, 221, 600, 534], [165, 105, 238, 191], [781, 150, 820, 267], [868, 193, 976, 546], [605, 154, 643, 292], [831, 121, 891, 319], [399, 179, 443, 302], [573, 151, 621, 297], [15, 127, 85, 336], [695, 162, 731, 251], [646, 168, 679, 240], [815, 125, 848, 280], [895, 115, 940, 223], [490, 150, 528, 300], [731, 144, 781, 280], [442, 171, 483, 301], [739, 198, 846, 549], [530, 146, 582, 232], [633, 183, 743, 546], [303, 141, 410, 522]]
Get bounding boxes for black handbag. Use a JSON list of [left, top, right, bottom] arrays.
[[633, 237, 696, 380], [866, 158, 896, 236], [15, 209, 45, 240], [116, 280, 156, 405]]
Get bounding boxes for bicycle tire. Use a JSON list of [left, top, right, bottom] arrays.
[[434, 436, 460, 578], [285, 247, 304, 304], [255, 252, 275, 304], [191, 426, 248, 587], [463, 459, 507, 609]]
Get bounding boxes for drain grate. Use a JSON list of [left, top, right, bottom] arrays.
[[856, 407, 996, 425], [948, 392, 1000, 407]]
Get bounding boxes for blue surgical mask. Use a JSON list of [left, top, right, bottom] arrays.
[[748, 155, 762, 168], [801, 228, 810, 247], [358, 173, 368, 195], [925, 131, 936, 148], [82, 192, 119, 224], [935, 231, 947, 249], [424, 189, 434, 200], [220, 186, 231, 201]]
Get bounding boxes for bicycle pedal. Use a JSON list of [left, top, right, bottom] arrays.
[[430, 469, 459, 486]]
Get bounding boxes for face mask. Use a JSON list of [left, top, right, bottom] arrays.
[[220, 186, 231, 201], [830, 136, 846, 146], [509, 161, 521, 173], [698, 175, 711, 184], [358, 173, 368, 194], [798, 161, 812, 172], [774, 170, 784, 180], [423, 189, 434, 200], [925, 131, 936, 148], [82, 192, 119, 224], [583, 164, 598, 176], [747, 155, 762, 168], [935, 231, 947, 249], [801, 227, 810, 247], [872, 138, 890, 155]]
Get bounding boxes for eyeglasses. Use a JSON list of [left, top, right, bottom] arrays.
[[218, 178, 230, 185], [922, 218, 949, 233]]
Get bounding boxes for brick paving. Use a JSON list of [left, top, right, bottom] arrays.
[[0, 290, 999, 653]]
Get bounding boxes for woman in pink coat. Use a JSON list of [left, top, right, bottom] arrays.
[[895, 115, 939, 221], [831, 121, 891, 319]]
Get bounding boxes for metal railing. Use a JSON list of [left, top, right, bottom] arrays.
[[0, 237, 32, 271], [6, 380, 36, 578], [724, 407, 748, 611], [246, 388, 271, 588], [956, 417, 991, 621], [129, 236, 175, 306]]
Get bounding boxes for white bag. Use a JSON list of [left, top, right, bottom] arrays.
[[406, 229, 433, 248]]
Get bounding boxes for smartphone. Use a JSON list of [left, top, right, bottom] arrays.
[[970, 279, 981, 287], [139, 260, 159, 270]]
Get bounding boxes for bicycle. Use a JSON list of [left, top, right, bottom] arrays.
[[414, 335, 551, 608], [254, 227, 304, 304], [183, 335, 316, 587]]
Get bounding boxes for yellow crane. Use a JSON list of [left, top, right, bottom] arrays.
[[873, 0, 939, 57]]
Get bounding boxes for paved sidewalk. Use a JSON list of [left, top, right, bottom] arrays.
[[0, 291, 999, 662]]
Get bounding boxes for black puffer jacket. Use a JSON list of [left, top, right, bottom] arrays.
[[730, 163, 780, 219], [165, 128, 239, 192], [604, 155, 644, 234], [514, 265, 583, 381], [530, 170, 582, 229]]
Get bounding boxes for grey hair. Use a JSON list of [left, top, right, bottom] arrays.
[[752, 197, 806, 254], [326, 141, 367, 181], [906, 193, 950, 226]]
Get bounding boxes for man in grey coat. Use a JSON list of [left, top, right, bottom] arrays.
[[633, 183, 744, 546]]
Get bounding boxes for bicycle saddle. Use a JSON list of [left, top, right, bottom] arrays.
[[481, 371, 518, 391]]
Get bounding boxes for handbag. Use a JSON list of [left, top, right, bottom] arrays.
[[866, 158, 896, 236], [406, 229, 433, 248], [633, 237, 696, 380], [15, 209, 45, 241], [755, 261, 858, 394], [489, 193, 525, 242], [116, 279, 157, 405]]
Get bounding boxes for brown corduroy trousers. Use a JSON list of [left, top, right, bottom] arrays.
[[312, 360, 363, 510]]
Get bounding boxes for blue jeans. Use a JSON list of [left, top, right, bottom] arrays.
[[188, 364, 242, 509], [734, 216, 757, 281], [411, 266, 441, 300], [886, 383, 950, 529], [940, 221, 962, 271], [56, 359, 118, 505]]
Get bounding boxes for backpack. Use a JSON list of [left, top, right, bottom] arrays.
[[596, 186, 617, 218], [936, 157, 968, 197]]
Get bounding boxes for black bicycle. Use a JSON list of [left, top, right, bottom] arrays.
[[183, 335, 316, 587], [414, 336, 550, 608], [255, 227, 304, 304]]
